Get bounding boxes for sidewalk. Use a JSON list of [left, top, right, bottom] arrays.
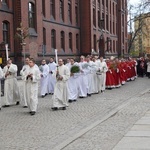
[[113, 110, 150, 150]]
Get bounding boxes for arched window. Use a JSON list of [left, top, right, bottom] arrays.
[[1, 0, 9, 9], [76, 34, 79, 51], [68, 0, 72, 23], [43, 28, 46, 54], [94, 34, 96, 51], [75, 0, 78, 25], [51, 29, 56, 49], [50, 0, 55, 19], [69, 32, 72, 51], [2, 21, 10, 45], [60, 0, 64, 21], [61, 31, 65, 50], [43, 28, 46, 45], [28, 2, 35, 28]]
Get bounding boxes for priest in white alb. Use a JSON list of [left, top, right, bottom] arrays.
[[39, 59, 49, 98], [96, 56, 108, 93], [22, 58, 41, 115], [48, 57, 57, 95], [67, 58, 79, 103], [20, 57, 30, 108], [51, 58, 70, 110]]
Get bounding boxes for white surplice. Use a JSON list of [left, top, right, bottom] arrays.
[[67, 62, 79, 101], [78, 62, 90, 97], [22, 65, 41, 112], [20, 64, 29, 106], [39, 64, 49, 96], [52, 65, 70, 108], [3, 63, 20, 105], [96, 60, 108, 92], [48, 62, 57, 94]]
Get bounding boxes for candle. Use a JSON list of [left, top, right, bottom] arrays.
[[5, 44, 9, 61], [55, 49, 58, 65]]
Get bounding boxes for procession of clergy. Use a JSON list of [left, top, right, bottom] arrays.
[[0, 55, 137, 115]]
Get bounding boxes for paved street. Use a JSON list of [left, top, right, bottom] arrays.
[[0, 77, 150, 150]]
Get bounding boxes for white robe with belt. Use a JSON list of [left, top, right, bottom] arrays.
[[3, 64, 20, 105], [22, 65, 41, 112], [52, 65, 70, 108]]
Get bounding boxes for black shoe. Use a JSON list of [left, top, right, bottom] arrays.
[[16, 101, 20, 105], [30, 111, 36, 115], [68, 100, 73, 103], [79, 96, 84, 98], [2, 105, 10, 108], [51, 107, 58, 111], [45, 93, 48, 96], [23, 106, 28, 108], [62, 107, 66, 110], [73, 99, 77, 102], [87, 94, 91, 97], [41, 95, 45, 98], [0, 107, 1, 110]]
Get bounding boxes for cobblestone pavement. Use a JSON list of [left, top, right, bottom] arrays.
[[0, 78, 150, 150]]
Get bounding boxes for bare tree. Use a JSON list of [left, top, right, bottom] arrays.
[[127, 0, 150, 56]]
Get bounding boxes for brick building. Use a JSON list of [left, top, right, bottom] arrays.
[[0, 0, 128, 68]]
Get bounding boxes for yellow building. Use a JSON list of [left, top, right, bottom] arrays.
[[134, 13, 150, 56]]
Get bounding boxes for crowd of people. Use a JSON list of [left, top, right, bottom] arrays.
[[0, 56, 150, 115]]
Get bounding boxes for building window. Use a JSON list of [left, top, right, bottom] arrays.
[[42, 0, 45, 17], [28, 2, 35, 28], [60, 0, 64, 21], [50, 0, 55, 19], [98, 0, 100, 9], [43, 28, 46, 45], [2, 21, 10, 45], [106, 0, 108, 8], [75, 4, 78, 25], [102, 0, 104, 6], [68, 0, 72, 23], [93, 8, 96, 27], [76, 34, 79, 51], [113, 21, 115, 34], [98, 11, 100, 28], [61, 31, 65, 50], [94, 35, 96, 51], [1, 0, 9, 9], [113, 40, 115, 53], [106, 14, 109, 30], [43, 28, 46, 54], [69, 33, 72, 51], [51, 29, 56, 49]]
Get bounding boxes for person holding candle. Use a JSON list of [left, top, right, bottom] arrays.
[[3, 59, 20, 107], [51, 58, 70, 111]]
